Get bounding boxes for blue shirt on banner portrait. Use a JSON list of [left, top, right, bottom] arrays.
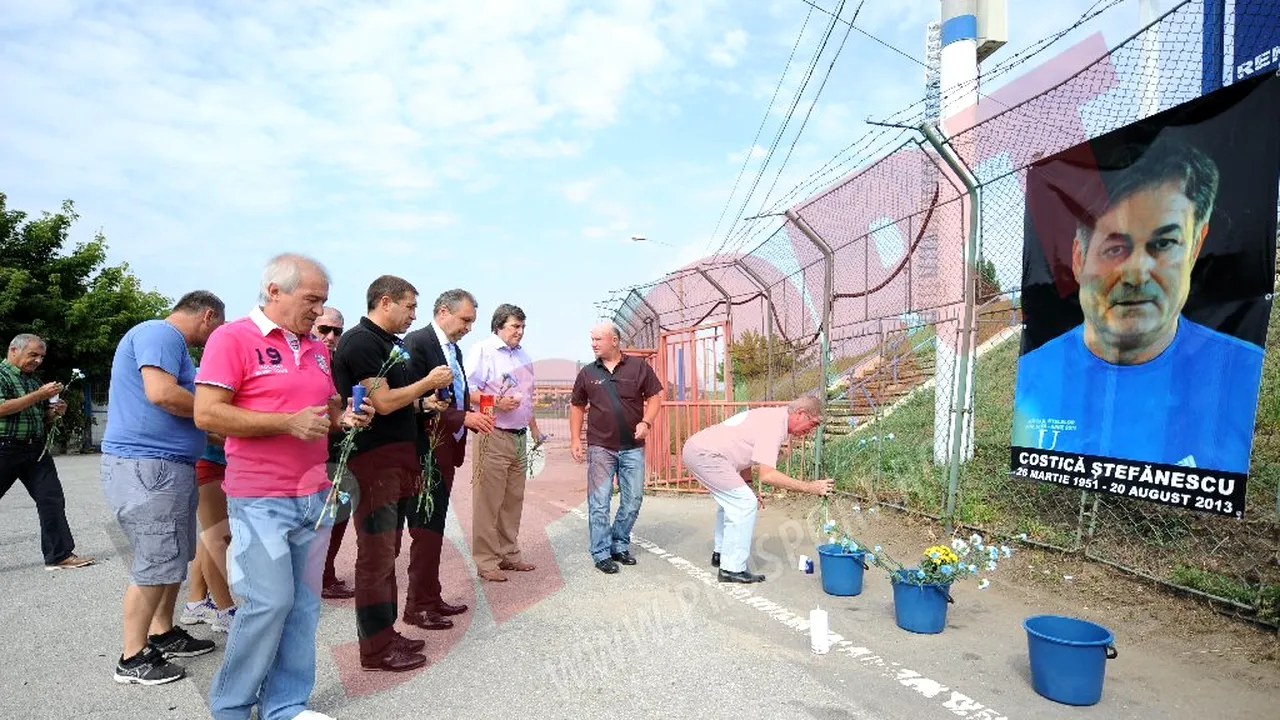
[[1012, 317, 1264, 474]]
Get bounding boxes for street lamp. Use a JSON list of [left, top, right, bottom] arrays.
[[630, 235, 685, 315], [630, 234, 675, 248]]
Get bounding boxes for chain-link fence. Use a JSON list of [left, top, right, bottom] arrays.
[[599, 0, 1280, 628]]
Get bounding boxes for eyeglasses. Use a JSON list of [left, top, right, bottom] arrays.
[[316, 325, 343, 337]]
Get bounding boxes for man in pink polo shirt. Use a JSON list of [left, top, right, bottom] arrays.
[[194, 253, 371, 720], [681, 395, 834, 584]]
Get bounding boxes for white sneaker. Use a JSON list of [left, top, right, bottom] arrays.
[[179, 597, 216, 625], [292, 711, 336, 720], [211, 606, 237, 633]]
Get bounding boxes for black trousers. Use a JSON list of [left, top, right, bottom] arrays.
[[0, 439, 76, 565], [402, 457, 453, 613], [348, 441, 418, 659]]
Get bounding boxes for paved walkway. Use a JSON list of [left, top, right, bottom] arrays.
[[1, 443, 1276, 719]]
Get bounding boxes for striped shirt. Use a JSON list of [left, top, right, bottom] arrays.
[[0, 359, 46, 441]]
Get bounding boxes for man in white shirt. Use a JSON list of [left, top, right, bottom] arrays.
[[681, 395, 834, 583], [465, 303, 543, 582]]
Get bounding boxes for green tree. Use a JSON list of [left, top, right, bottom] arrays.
[[726, 329, 810, 382], [1, 193, 172, 451]]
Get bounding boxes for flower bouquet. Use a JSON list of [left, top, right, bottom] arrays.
[[869, 532, 1013, 634], [518, 431, 551, 480], [416, 415, 443, 518], [814, 499, 880, 597], [470, 372, 518, 487], [316, 345, 409, 529], [39, 368, 85, 461]]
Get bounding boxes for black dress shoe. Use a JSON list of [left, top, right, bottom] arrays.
[[711, 552, 720, 567], [595, 558, 619, 574], [718, 568, 765, 583], [393, 633, 426, 653], [433, 600, 468, 616], [611, 551, 637, 565], [360, 647, 428, 672], [403, 610, 453, 630]]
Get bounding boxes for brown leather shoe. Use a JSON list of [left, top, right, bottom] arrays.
[[321, 579, 355, 599], [360, 647, 427, 672], [433, 600, 468, 616], [46, 553, 95, 570], [478, 568, 508, 582], [499, 560, 536, 572], [403, 609, 453, 630]]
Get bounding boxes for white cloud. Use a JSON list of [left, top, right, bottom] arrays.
[[0, 0, 714, 222], [371, 211, 457, 232], [727, 144, 767, 165], [563, 178, 600, 204], [707, 29, 748, 67]]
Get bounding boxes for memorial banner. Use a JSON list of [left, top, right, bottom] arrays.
[[1012, 73, 1280, 517]]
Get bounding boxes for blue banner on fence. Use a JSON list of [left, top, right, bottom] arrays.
[[1232, 0, 1280, 84]]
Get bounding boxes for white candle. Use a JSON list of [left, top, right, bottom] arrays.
[[810, 608, 830, 654], [798, 554, 809, 572]]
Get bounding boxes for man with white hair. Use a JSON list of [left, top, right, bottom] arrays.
[[196, 253, 372, 720], [569, 321, 663, 574], [681, 396, 834, 583], [0, 333, 94, 570]]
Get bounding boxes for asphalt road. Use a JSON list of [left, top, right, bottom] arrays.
[[1, 446, 1274, 719]]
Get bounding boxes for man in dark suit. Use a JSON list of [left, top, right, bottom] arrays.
[[401, 288, 494, 630]]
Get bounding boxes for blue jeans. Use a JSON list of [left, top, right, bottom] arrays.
[[209, 488, 332, 720], [586, 446, 645, 562]]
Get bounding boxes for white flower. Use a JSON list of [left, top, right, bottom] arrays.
[[978, 578, 990, 590], [951, 538, 969, 552]]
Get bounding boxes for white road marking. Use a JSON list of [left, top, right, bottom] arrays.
[[560, 504, 1010, 720]]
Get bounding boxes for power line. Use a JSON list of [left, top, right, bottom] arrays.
[[706, 0, 845, 260], [796, 0, 925, 69], [753, 1, 863, 225], [703, 4, 817, 257]]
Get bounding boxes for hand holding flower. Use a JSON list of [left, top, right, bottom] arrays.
[[422, 395, 450, 413], [425, 365, 453, 390]]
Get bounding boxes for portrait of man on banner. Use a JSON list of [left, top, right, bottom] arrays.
[[1012, 73, 1279, 489]]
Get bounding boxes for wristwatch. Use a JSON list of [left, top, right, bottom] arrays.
[[638, 420, 651, 428]]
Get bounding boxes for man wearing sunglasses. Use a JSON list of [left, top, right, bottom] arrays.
[[313, 307, 357, 599], [314, 310, 344, 347]]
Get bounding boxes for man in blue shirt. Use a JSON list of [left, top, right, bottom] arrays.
[[101, 291, 226, 686], [1014, 138, 1265, 474]]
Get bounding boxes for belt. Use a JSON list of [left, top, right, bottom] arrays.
[[497, 427, 527, 436], [0, 437, 41, 447]]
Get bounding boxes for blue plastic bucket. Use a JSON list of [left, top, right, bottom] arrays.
[[1023, 615, 1117, 706], [816, 543, 867, 596], [890, 571, 953, 633]]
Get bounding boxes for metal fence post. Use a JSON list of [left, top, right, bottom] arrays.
[[735, 259, 778, 402], [918, 122, 981, 535], [785, 209, 835, 480]]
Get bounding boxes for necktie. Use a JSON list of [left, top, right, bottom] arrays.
[[445, 342, 466, 440]]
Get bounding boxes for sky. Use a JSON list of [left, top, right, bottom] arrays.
[[0, 0, 1177, 367]]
